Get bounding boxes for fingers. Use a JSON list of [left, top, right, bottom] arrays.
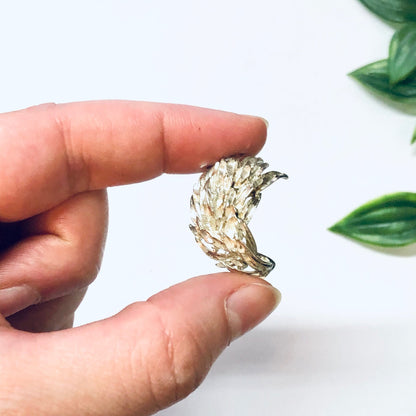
[[6, 289, 87, 332], [0, 273, 280, 416], [0, 190, 108, 317], [0, 101, 267, 221]]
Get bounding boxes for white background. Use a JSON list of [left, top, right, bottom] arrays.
[[2, 1, 416, 414]]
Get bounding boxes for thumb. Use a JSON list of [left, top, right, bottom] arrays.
[[1, 273, 280, 416]]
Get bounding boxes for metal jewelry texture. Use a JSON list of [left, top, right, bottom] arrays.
[[190, 156, 288, 278]]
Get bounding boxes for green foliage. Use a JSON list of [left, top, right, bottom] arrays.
[[389, 24, 416, 85], [330, 193, 416, 247], [412, 126, 416, 143], [331, 2, 416, 251], [350, 59, 416, 102], [359, 0, 416, 23]]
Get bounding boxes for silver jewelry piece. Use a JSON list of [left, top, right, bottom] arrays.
[[190, 156, 287, 278]]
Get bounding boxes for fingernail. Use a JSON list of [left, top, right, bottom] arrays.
[[244, 115, 269, 129], [225, 283, 281, 342], [0, 285, 41, 317], [258, 117, 269, 128]]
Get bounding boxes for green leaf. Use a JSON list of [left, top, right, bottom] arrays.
[[350, 59, 416, 104], [358, 0, 416, 23], [329, 192, 416, 247], [412, 126, 416, 144], [389, 24, 416, 85]]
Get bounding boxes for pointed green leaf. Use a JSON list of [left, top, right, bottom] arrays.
[[359, 0, 416, 23], [350, 59, 416, 103], [329, 192, 416, 247], [389, 24, 416, 85], [412, 126, 416, 144]]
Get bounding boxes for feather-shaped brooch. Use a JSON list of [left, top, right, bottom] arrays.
[[190, 156, 287, 278]]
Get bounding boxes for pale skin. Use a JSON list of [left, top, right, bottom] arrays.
[[0, 101, 281, 416]]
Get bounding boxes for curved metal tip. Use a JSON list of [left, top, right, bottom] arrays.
[[277, 172, 288, 180]]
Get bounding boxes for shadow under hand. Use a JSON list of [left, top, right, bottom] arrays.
[[212, 324, 416, 377], [161, 324, 416, 416]]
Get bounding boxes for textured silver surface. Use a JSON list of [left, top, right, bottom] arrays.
[[190, 156, 287, 278]]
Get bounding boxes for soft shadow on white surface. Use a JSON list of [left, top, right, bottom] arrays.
[[363, 244, 416, 258], [160, 325, 416, 416], [330, 235, 416, 258]]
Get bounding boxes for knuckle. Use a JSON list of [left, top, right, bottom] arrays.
[[51, 106, 91, 194]]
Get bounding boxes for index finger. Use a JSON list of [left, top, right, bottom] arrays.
[[0, 101, 267, 221]]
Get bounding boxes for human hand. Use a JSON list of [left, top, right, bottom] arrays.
[[0, 101, 281, 415]]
